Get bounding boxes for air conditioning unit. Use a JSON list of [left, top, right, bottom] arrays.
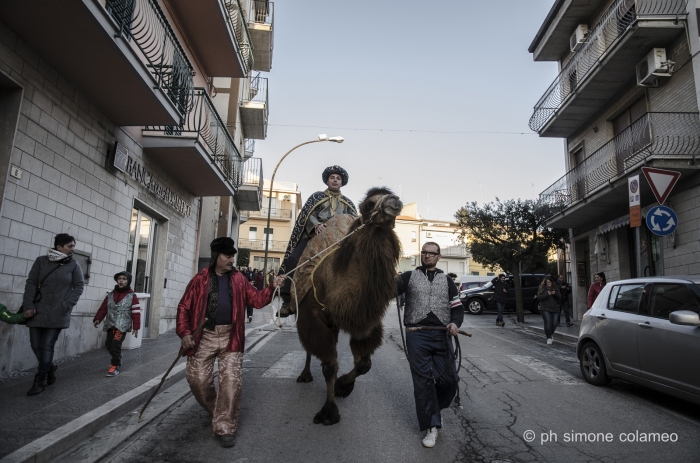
[[283, 194, 291, 201], [569, 24, 588, 52], [636, 48, 671, 86], [426, 232, 433, 238]]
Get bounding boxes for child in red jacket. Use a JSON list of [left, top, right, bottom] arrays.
[[93, 271, 140, 377]]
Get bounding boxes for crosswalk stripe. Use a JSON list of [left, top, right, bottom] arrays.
[[507, 355, 583, 385]]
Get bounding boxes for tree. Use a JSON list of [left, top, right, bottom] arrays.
[[237, 248, 251, 267], [455, 198, 567, 322]]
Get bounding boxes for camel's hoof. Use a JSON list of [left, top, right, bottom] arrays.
[[334, 374, 355, 398], [313, 402, 340, 426], [296, 372, 313, 383]]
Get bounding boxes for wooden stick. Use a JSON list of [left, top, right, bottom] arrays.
[[405, 325, 472, 337]]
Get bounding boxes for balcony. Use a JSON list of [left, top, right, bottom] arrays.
[[163, 0, 253, 77], [529, 0, 687, 138], [0, 0, 194, 126], [241, 208, 292, 220], [238, 157, 263, 211], [240, 75, 268, 140], [237, 239, 288, 253], [249, 1, 274, 72], [538, 112, 700, 230], [142, 88, 242, 196], [244, 139, 255, 158]]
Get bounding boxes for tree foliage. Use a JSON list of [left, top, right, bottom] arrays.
[[455, 198, 568, 322], [237, 248, 251, 267]]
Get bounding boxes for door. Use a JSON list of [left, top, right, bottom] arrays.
[[126, 208, 159, 338], [594, 283, 644, 375], [637, 283, 700, 396]]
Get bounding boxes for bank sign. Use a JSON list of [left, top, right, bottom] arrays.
[[125, 156, 192, 217]]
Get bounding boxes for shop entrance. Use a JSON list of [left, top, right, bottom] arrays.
[[127, 208, 159, 338]]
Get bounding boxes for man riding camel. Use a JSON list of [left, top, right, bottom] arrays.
[[277, 165, 357, 316], [176, 237, 285, 447]]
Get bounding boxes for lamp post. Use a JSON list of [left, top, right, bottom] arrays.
[[261, 134, 344, 280]]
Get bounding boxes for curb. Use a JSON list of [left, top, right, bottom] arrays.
[[525, 326, 579, 343], [1, 324, 276, 463]]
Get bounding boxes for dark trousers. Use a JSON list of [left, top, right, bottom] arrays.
[[541, 311, 557, 339], [495, 301, 505, 323], [280, 236, 310, 296], [406, 329, 458, 431], [105, 329, 125, 366], [29, 327, 62, 377], [246, 305, 254, 317], [557, 300, 571, 324]]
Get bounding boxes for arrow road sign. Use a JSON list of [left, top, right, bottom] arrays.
[[646, 205, 678, 237], [641, 167, 681, 205]]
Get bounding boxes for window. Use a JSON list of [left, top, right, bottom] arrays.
[[253, 256, 280, 273], [471, 271, 480, 276], [487, 272, 495, 276], [522, 276, 540, 288], [249, 227, 257, 240], [411, 231, 417, 242], [264, 227, 273, 244], [607, 284, 644, 312], [648, 284, 700, 320], [72, 250, 92, 285]]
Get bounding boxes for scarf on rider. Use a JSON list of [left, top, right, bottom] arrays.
[[324, 189, 342, 216], [47, 248, 73, 263]]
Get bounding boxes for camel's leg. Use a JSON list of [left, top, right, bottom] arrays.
[[313, 356, 340, 426], [296, 352, 313, 383], [335, 324, 384, 398]]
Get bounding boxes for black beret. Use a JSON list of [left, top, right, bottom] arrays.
[[322, 165, 349, 186], [210, 237, 237, 256], [114, 271, 132, 286]]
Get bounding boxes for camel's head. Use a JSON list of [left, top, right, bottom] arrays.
[[359, 187, 403, 226]]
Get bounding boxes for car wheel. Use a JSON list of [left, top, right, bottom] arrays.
[[466, 299, 484, 315], [579, 342, 611, 386]]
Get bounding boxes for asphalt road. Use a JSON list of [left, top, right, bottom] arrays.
[[65, 308, 700, 463]]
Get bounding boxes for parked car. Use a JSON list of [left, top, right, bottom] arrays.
[[459, 275, 493, 292], [460, 274, 545, 315], [577, 276, 700, 405]]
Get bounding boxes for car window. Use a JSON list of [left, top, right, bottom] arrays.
[[521, 276, 537, 288], [608, 284, 644, 313], [649, 284, 700, 319]]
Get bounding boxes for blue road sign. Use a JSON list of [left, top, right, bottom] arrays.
[[646, 206, 678, 236]]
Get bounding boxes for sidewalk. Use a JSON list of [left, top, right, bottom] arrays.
[[0, 311, 277, 462], [523, 317, 581, 343]]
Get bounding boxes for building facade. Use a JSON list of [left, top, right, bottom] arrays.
[[0, 0, 272, 374], [238, 179, 302, 273], [529, 0, 700, 319]]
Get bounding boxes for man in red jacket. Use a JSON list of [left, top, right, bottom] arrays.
[[177, 237, 285, 448]]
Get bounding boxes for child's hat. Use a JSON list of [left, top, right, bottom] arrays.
[[114, 271, 132, 286]]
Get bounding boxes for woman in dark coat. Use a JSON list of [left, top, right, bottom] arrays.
[[491, 274, 508, 327], [23, 233, 84, 396], [537, 276, 561, 345]]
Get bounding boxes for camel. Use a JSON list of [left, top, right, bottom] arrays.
[[292, 187, 402, 426]]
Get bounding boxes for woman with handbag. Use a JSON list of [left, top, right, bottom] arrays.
[[23, 233, 84, 396], [537, 276, 562, 345]]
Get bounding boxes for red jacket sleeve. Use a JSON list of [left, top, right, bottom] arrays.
[[176, 278, 199, 338], [93, 297, 108, 323], [131, 294, 141, 331], [587, 285, 596, 308], [243, 278, 274, 309]]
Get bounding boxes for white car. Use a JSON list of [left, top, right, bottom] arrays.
[[577, 276, 700, 405]]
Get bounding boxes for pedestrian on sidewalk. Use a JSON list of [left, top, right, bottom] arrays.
[[556, 274, 573, 327], [93, 271, 141, 377], [0, 303, 34, 324], [23, 233, 84, 396], [397, 242, 464, 449], [176, 237, 285, 448], [491, 274, 508, 327], [537, 276, 562, 345], [587, 272, 606, 309]]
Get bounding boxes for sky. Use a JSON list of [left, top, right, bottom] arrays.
[[253, 0, 564, 221]]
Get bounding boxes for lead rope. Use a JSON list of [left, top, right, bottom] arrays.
[[269, 218, 373, 329]]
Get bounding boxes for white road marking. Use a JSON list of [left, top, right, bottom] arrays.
[[507, 355, 583, 385], [261, 351, 308, 378]]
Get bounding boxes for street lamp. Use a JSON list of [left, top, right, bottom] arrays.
[[261, 134, 344, 280]]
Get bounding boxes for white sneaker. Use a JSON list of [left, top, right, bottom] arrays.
[[422, 427, 438, 448], [546, 338, 553, 345]]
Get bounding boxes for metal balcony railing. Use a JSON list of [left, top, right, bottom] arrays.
[[245, 139, 255, 156], [238, 238, 288, 252], [243, 208, 292, 219], [529, 0, 688, 133], [240, 156, 264, 201], [144, 88, 243, 188], [539, 113, 700, 217], [253, 0, 274, 24], [224, 0, 254, 73], [247, 74, 268, 107], [105, 0, 194, 116]]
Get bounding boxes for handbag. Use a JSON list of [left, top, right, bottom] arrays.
[[17, 263, 64, 324]]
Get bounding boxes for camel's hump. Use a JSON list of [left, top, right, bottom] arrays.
[[291, 214, 357, 307]]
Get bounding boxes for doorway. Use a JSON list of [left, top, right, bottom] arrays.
[[126, 208, 159, 338]]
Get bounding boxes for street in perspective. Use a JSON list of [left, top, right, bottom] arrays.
[[1, 0, 700, 462]]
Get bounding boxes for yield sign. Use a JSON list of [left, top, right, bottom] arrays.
[[641, 167, 681, 205]]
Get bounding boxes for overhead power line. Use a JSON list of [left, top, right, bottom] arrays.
[[268, 123, 536, 135]]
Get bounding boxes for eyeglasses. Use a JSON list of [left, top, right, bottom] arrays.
[[420, 251, 440, 257]]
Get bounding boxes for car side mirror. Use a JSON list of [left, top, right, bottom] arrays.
[[669, 310, 700, 327]]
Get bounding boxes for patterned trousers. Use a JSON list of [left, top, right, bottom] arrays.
[[185, 325, 244, 436]]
